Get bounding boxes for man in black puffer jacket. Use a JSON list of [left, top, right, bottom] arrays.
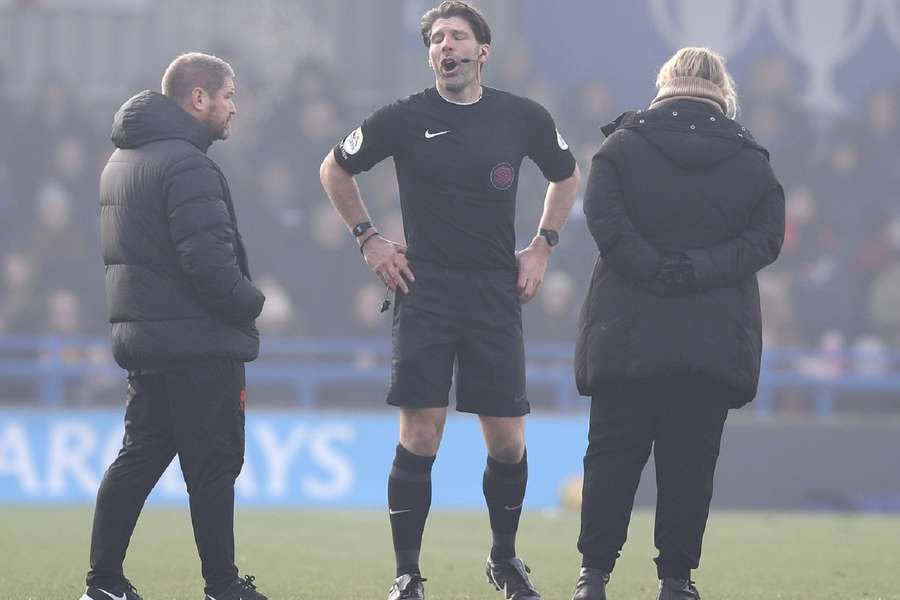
[[81, 53, 269, 600]]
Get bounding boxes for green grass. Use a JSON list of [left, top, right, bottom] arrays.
[[2, 508, 898, 600]]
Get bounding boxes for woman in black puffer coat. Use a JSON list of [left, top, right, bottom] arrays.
[[570, 48, 785, 600]]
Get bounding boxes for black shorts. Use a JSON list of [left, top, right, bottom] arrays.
[[386, 261, 529, 417]]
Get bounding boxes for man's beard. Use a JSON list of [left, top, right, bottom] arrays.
[[203, 108, 231, 142], [207, 117, 230, 141]]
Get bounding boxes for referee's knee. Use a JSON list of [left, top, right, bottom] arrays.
[[400, 435, 440, 457], [400, 424, 442, 456], [399, 407, 446, 456], [487, 439, 525, 464]]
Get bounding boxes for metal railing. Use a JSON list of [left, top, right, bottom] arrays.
[[0, 335, 897, 415]]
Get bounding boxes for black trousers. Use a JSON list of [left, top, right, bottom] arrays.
[[86, 359, 246, 593], [578, 377, 729, 580]]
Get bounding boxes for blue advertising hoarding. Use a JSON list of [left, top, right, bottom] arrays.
[[0, 410, 588, 508]]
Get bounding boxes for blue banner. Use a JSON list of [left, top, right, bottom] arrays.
[[0, 409, 589, 508]]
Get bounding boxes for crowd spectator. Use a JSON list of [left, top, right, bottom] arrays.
[[0, 55, 896, 394]]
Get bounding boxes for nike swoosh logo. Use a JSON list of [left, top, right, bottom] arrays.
[[389, 508, 413, 515], [503, 503, 523, 511], [425, 129, 450, 139], [96, 589, 126, 600]]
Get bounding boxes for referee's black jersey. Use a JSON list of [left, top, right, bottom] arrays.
[[333, 86, 576, 270]]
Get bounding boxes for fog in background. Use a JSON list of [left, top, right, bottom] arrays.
[[1, 0, 898, 413]]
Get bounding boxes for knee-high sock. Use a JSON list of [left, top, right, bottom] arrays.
[[388, 443, 436, 577], [483, 448, 528, 561]]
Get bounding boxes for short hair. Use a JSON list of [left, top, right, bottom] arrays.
[[161, 52, 234, 105], [420, 1, 491, 47], [656, 47, 739, 118]]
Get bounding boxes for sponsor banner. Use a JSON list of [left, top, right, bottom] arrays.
[[0, 410, 588, 508]]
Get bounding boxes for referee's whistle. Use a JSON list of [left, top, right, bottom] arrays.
[[379, 287, 395, 313]]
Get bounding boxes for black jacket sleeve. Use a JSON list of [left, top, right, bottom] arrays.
[[164, 156, 265, 324], [683, 162, 785, 291], [583, 136, 662, 284]]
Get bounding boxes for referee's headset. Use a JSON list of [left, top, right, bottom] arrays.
[[428, 47, 486, 72], [458, 48, 486, 64], [460, 47, 487, 86]]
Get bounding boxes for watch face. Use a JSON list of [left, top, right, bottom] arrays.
[[542, 229, 559, 246]]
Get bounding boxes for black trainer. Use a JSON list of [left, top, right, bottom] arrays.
[[571, 567, 610, 600], [80, 580, 143, 600], [486, 556, 542, 600], [205, 575, 269, 600], [387, 573, 426, 600], [657, 578, 701, 600]]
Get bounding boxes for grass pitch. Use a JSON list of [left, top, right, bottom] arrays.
[[2, 507, 898, 600]]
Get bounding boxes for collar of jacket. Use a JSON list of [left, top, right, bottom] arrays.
[[650, 76, 728, 114], [110, 90, 213, 153], [600, 100, 769, 160]]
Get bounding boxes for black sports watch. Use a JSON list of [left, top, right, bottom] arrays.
[[539, 228, 559, 247], [352, 221, 374, 237]]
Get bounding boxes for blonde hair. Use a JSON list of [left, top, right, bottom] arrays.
[[656, 47, 738, 118]]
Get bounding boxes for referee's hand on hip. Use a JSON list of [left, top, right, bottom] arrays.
[[361, 234, 415, 294], [516, 237, 552, 304]]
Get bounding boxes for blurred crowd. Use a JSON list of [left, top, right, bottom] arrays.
[[1, 52, 899, 380]]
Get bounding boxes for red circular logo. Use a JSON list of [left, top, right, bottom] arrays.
[[490, 162, 515, 190]]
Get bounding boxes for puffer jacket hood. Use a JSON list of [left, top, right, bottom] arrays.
[[111, 90, 211, 152], [602, 99, 768, 170]]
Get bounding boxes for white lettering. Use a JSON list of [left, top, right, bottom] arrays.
[[255, 424, 307, 497], [303, 425, 355, 499], [0, 421, 40, 494], [47, 422, 100, 495]]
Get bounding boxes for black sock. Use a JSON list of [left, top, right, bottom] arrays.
[[483, 448, 528, 561], [388, 443, 436, 577]]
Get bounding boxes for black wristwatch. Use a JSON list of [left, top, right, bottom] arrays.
[[539, 228, 559, 247], [352, 221, 374, 237]]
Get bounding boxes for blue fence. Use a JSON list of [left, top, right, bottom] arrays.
[[0, 336, 898, 416]]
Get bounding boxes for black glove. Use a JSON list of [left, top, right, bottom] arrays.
[[655, 252, 697, 296]]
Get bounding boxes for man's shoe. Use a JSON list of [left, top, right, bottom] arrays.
[[80, 580, 143, 600], [657, 578, 701, 600], [205, 575, 269, 600], [387, 573, 426, 600], [486, 556, 542, 600], [571, 568, 610, 600]]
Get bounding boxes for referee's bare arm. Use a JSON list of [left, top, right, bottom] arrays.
[[516, 163, 581, 303], [319, 152, 415, 293]]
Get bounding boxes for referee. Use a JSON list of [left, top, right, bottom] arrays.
[[320, 3, 578, 599]]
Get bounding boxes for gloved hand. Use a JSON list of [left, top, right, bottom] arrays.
[[655, 252, 697, 296]]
